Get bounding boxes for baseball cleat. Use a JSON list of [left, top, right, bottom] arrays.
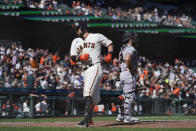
[[123, 116, 139, 123], [75, 120, 94, 127], [75, 120, 87, 127], [116, 114, 124, 122], [88, 121, 94, 127]]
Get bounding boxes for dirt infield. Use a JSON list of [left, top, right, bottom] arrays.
[[0, 120, 196, 128]]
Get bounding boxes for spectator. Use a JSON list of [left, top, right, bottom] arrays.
[[35, 100, 41, 113], [23, 99, 30, 115], [26, 71, 36, 89], [185, 100, 196, 115], [4, 79, 11, 88], [65, 89, 75, 115], [2, 99, 11, 116], [73, 75, 82, 89], [40, 76, 48, 89], [11, 78, 18, 88], [40, 98, 49, 114]]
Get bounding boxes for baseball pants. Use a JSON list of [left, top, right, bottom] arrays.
[[83, 63, 103, 106], [120, 70, 136, 116]]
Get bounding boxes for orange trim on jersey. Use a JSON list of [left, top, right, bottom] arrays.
[[89, 66, 99, 96]]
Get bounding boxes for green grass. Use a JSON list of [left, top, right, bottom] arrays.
[[0, 117, 82, 123], [0, 115, 196, 123], [0, 127, 195, 131], [137, 115, 196, 121]]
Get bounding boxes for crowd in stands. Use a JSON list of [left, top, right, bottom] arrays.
[[0, 0, 194, 28], [107, 7, 193, 28], [136, 56, 196, 100], [0, 42, 196, 101]]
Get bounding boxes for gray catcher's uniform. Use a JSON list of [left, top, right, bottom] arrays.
[[119, 44, 138, 117]]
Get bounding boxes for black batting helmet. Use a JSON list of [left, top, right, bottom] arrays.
[[122, 31, 138, 43], [72, 21, 88, 34]]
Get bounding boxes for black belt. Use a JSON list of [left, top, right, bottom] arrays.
[[123, 90, 135, 95], [84, 64, 93, 71], [120, 68, 128, 72]]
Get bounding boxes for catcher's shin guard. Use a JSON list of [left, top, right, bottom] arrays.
[[124, 93, 134, 117], [120, 103, 124, 117], [115, 94, 125, 122], [118, 95, 125, 116]]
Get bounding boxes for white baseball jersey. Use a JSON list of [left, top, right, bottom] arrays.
[[70, 34, 112, 105], [70, 33, 112, 66], [70, 37, 84, 56]]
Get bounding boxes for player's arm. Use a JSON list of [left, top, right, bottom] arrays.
[[70, 53, 87, 63], [70, 38, 89, 64], [70, 43, 78, 65], [71, 54, 89, 63], [104, 43, 113, 63], [71, 54, 89, 62], [107, 44, 114, 54], [125, 53, 134, 74], [70, 55, 79, 62], [98, 33, 113, 63], [70, 38, 81, 65]]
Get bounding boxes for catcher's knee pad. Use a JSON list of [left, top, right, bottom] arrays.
[[118, 94, 125, 101], [115, 94, 125, 105], [124, 93, 134, 103]]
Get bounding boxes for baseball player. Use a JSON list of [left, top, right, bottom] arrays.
[[116, 31, 139, 123], [70, 21, 113, 127]]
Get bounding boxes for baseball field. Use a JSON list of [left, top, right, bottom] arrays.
[[0, 115, 196, 131]]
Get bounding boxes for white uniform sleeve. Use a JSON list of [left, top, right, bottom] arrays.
[[125, 47, 134, 55], [70, 38, 83, 56], [97, 34, 112, 47]]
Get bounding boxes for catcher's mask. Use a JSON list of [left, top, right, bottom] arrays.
[[122, 31, 138, 43], [72, 21, 88, 38]]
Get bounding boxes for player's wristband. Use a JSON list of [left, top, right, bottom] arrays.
[[71, 55, 78, 62], [108, 52, 113, 58], [108, 52, 113, 55]]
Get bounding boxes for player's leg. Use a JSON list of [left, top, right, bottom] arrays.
[[123, 92, 136, 123], [92, 84, 101, 106], [116, 72, 125, 122], [121, 71, 138, 123], [91, 68, 102, 106], [76, 65, 101, 127], [88, 64, 102, 126], [83, 65, 101, 96], [84, 96, 93, 122], [89, 71, 102, 126], [75, 96, 93, 127], [116, 94, 125, 122]]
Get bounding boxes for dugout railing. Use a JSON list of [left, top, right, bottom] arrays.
[[135, 97, 193, 115], [0, 95, 194, 118]]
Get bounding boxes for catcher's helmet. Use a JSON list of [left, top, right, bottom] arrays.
[[122, 31, 138, 43]]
